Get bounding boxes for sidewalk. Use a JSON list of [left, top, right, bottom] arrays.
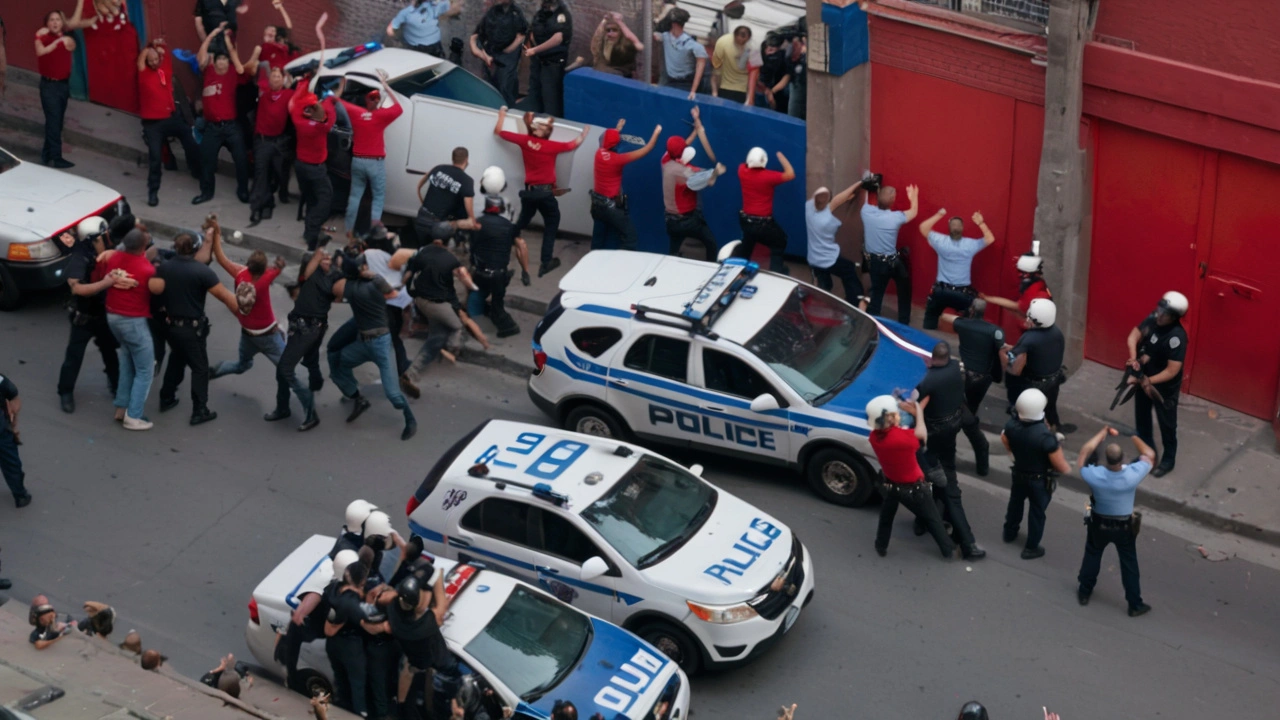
[[0, 602, 355, 720]]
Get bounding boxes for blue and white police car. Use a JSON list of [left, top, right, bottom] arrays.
[[405, 419, 816, 675], [246, 534, 689, 720], [526, 251, 939, 507]]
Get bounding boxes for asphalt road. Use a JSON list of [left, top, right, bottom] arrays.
[[2, 275, 1278, 720]]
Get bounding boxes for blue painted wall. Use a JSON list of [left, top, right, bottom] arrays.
[[564, 70, 808, 257], [821, 2, 870, 76]]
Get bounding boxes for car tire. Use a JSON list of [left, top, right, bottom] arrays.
[[563, 404, 630, 440], [806, 447, 876, 507], [0, 264, 20, 311], [636, 620, 702, 676], [294, 669, 333, 699]]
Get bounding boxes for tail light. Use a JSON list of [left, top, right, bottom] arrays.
[[406, 494, 422, 516], [248, 597, 260, 624], [533, 349, 548, 372]]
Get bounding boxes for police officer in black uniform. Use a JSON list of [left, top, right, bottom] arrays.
[[469, 0, 528, 107], [1125, 291, 1189, 477], [946, 298, 1003, 475], [468, 191, 530, 338], [526, 0, 572, 117], [382, 571, 455, 720], [415, 147, 476, 247], [1002, 389, 1072, 559], [56, 218, 120, 414], [324, 560, 382, 717], [1002, 298, 1068, 433], [914, 341, 986, 560]]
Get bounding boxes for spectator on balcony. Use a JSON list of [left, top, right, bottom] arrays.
[[655, 8, 705, 100], [757, 34, 791, 114], [788, 33, 806, 119], [712, 25, 760, 107], [590, 12, 641, 79], [388, 0, 463, 58], [469, 0, 527, 107]]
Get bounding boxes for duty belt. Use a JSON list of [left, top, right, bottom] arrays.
[[933, 281, 975, 293], [1013, 468, 1057, 493], [963, 367, 993, 383], [590, 190, 625, 208], [525, 183, 554, 191], [471, 265, 509, 278], [739, 212, 774, 223], [867, 251, 900, 261], [928, 407, 964, 431], [1028, 368, 1066, 390], [166, 316, 208, 327]]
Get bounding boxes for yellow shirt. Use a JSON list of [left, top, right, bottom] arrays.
[[713, 34, 750, 93]]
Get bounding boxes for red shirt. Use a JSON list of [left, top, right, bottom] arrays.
[[593, 148, 635, 197], [255, 77, 295, 136], [738, 166, 787, 216], [100, 252, 157, 318], [137, 53, 176, 120], [234, 267, 282, 330], [869, 427, 923, 484], [202, 66, 241, 122], [1018, 279, 1053, 315], [290, 97, 337, 164], [259, 42, 298, 72], [36, 32, 72, 80], [499, 131, 576, 186], [342, 100, 404, 158]]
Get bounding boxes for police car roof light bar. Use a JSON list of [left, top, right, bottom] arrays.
[[682, 258, 759, 328], [466, 464, 570, 507], [632, 304, 721, 340]]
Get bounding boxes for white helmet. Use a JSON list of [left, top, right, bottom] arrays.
[[345, 500, 377, 532], [480, 166, 507, 195], [745, 147, 767, 169], [77, 216, 109, 242], [364, 510, 393, 539], [1014, 389, 1048, 422], [865, 395, 899, 430], [332, 549, 360, 580], [1026, 298, 1057, 328], [1016, 254, 1043, 273], [1159, 291, 1189, 317], [716, 240, 742, 262]]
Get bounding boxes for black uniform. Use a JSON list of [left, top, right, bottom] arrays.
[[758, 47, 791, 114], [57, 244, 120, 401], [470, 211, 520, 337], [155, 255, 220, 417], [192, 0, 242, 55], [527, 2, 573, 117], [915, 359, 982, 556], [1006, 325, 1066, 428], [474, 1, 528, 106], [280, 264, 341, 419], [416, 164, 474, 246], [275, 581, 331, 692], [954, 315, 1003, 474], [1134, 313, 1187, 469], [1002, 417, 1060, 552], [1, 373, 29, 505], [325, 583, 371, 716]]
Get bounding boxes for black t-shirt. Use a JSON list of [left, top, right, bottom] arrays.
[[157, 256, 219, 318], [1003, 417, 1059, 474], [530, 4, 572, 60], [475, 2, 529, 53], [471, 214, 518, 270], [422, 165, 474, 221], [66, 245, 106, 315], [759, 50, 791, 90], [344, 276, 395, 333], [1011, 326, 1065, 378], [0, 373, 18, 434], [954, 317, 1005, 377], [29, 623, 63, 645], [407, 244, 461, 304], [388, 601, 453, 671], [1136, 314, 1188, 390], [193, 0, 242, 32], [292, 268, 342, 320], [916, 359, 966, 421], [325, 584, 366, 636], [328, 531, 363, 560]]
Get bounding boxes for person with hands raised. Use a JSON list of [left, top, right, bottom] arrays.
[[732, 147, 795, 273], [662, 106, 726, 260], [590, 119, 661, 251], [34, 10, 91, 168], [137, 36, 202, 207], [805, 177, 869, 303], [193, 22, 252, 205], [918, 207, 995, 330], [861, 182, 919, 324]]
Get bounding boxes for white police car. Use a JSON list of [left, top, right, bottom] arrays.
[[246, 534, 689, 720], [526, 251, 939, 506], [405, 419, 815, 675]]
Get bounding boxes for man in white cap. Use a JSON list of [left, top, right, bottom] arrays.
[[734, 146, 794, 273], [805, 179, 868, 303], [661, 107, 725, 260], [1002, 389, 1072, 560]]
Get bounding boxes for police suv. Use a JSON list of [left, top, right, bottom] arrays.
[[246, 534, 689, 720], [405, 419, 815, 674], [526, 251, 938, 506]]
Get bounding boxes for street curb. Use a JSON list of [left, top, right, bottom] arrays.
[[139, 215, 309, 265], [454, 345, 534, 379]]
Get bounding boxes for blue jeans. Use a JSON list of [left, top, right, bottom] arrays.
[[328, 333, 406, 409], [107, 314, 156, 420], [0, 428, 26, 500], [347, 156, 387, 230], [212, 329, 286, 377]]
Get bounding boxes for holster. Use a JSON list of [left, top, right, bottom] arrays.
[[520, 186, 555, 202], [590, 190, 625, 210], [928, 407, 964, 434], [287, 316, 327, 336], [1131, 511, 1143, 537], [1028, 367, 1067, 392], [67, 306, 100, 327]]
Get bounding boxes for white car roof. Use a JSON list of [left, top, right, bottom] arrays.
[[288, 46, 446, 81]]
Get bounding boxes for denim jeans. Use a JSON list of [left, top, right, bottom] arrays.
[[213, 329, 290, 408], [346, 156, 387, 230], [329, 333, 407, 409], [107, 314, 156, 420], [0, 428, 27, 500]]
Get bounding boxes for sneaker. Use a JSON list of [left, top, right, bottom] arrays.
[[123, 415, 153, 431], [1128, 603, 1152, 618]]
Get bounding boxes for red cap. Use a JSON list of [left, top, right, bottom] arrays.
[[602, 128, 621, 149], [366, 89, 381, 104], [665, 136, 686, 160]]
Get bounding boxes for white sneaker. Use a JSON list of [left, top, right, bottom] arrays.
[[123, 415, 154, 431]]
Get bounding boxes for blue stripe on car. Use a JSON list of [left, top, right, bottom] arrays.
[[284, 555, 330, 610]]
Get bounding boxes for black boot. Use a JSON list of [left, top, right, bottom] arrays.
[[346, 394, 371, 423], [401, 406, 418, 441], [147, 190, 159, 207], [248, 210, 262, 228], [262, 205, 274, 220], [298, 409, 320, 432], [59, 393, 75, 413], [264, 407, 292, 422]]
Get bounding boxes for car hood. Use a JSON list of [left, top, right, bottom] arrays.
[[519, 617, 678, 720], [0, 161, 121, 239], [641, 491, 794, 604], [817, 317, 934, 424]]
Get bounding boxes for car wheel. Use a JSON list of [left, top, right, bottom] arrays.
[[636, 620, 702, 676], [0, 264, 20, 311], [563, 404, 629, 440], [295, 669, 333, 699], [806, 447, 876, 507]]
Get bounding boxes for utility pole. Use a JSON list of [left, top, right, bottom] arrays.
[[642, 0, 654, 85]]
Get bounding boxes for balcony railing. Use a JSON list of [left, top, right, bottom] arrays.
[[906, 0, 1049, 26]]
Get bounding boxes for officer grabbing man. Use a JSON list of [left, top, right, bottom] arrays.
[[1001, 298, 1069, 435], [330, 499, 377, 558], [57, 218, 121, 413], [1001, 389, 1072, 560], [470, 0, 528, 107], [525, 0, 573, 117], [980, 241, 1052, 319], [468, 166, 531, 338], [917, 209, 995, 329], [1125, 291, 1189, 477], [944, 299, 1003, 469]]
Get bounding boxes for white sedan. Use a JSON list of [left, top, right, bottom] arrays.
[[0, 146, 129, 310]]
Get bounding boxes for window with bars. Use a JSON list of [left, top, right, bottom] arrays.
[[906, 0, 1049, 26]]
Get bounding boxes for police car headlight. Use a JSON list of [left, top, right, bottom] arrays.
[[686, 600, 758, 624]]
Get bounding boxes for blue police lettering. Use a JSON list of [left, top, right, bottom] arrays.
[[647, 403, 777, 450], [676, 410, 700, 433], [593, 648, 664, 713], [703, 518, 783, 585]]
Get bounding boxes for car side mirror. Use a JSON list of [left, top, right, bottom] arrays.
[[750, 393, 780, 412], [581, 556, 609, 581], [688, 464, 704, 477]]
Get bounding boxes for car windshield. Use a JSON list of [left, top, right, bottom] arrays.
[[744, 286, 879, 405], [580, 456, 718, 569], [390, 67, 505, 109], [0, 148, 18, 175], [462, 586, 592, 701]]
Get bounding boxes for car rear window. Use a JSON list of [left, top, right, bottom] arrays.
[[570, 327, 622, 358], [532, 292, 565, 346], [412, 421, 487, 508]]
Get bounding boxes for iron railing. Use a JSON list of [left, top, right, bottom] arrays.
[[906, 0, 1049, 26]]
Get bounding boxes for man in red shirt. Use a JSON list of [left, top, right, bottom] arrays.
[[34, 10, 92, 168], [137, 38, 201, 207], [981, 243, 1053, 321], [248, 65, 296, 226], [494, 106, 588, 277], [733, 146, 794, 273], [193, 23, 251, 205], [289, 88, 338, 250], [590, 119, 661, 251], [340, 70, 403, 238], [866, 394, 955, 559], [256, 0, 298, 71], [99, 228, 157, 430], [661, 107, 726, 260]]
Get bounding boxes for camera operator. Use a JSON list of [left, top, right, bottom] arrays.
[[860, 179, 918, 325], [917, 208, 994, 330]]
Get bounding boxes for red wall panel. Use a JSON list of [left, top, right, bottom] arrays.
[[992, 99, 1045, 339]]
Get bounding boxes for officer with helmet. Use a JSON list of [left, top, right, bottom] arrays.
[[1002, 389, 1073, 559], [330, 499, 377, 559], [56, 217, 122, 414], [1001, 298, 1068, 434], [980, 240, 1053, 319], [1126, 291, 1189, 477], [468, 167, 531, 339], [361, 509, 405, 584], [732, 146, 795, 273], [865, 394, 956, 559], [276, 549, 358, 692]]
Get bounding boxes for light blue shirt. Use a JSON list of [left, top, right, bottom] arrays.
[[662, 31, 708, 79], [927, 231, 986, 285], [1081, 460, 1151, 516], [391, 0, 451, 47], [860, 204, 908, 255], [805, 200, 842, 269]]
